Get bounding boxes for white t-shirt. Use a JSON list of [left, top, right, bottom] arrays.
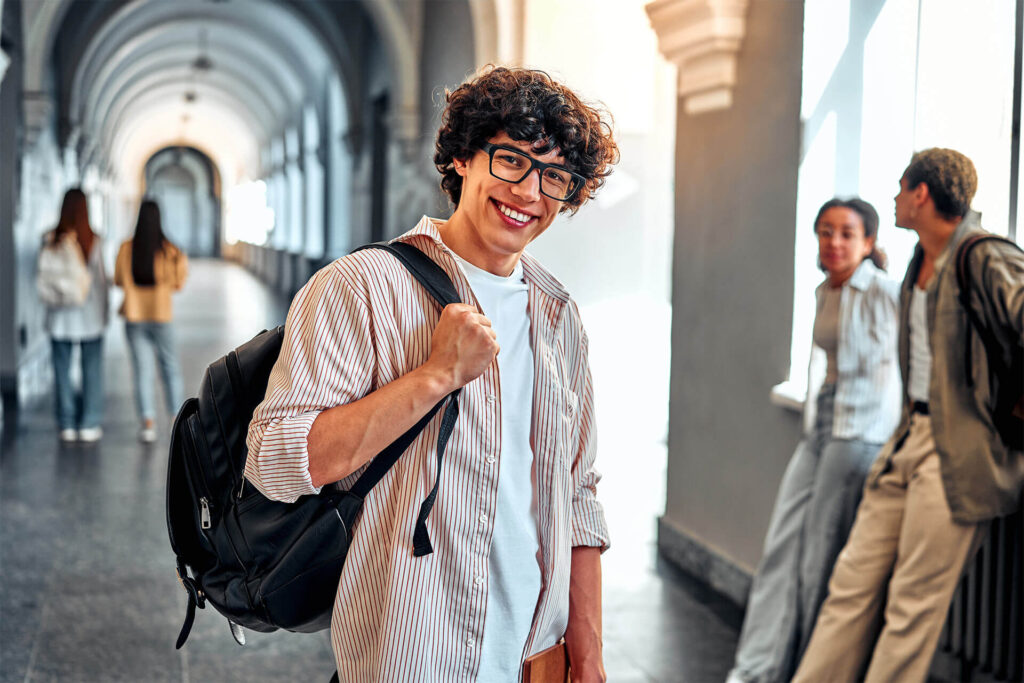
[[908, 286, 932, 402], [813, 285, 842, 384], [455, 255, 542, 681]]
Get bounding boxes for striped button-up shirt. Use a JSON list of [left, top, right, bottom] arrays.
[[804, 259, 903, 444], [244, 216, 609, 682]]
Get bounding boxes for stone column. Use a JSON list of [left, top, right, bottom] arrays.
[[646, 0, 749, 115]]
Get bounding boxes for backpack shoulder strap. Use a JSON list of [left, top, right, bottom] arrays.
[[956, 233, 1023, 303], [345, 241, 462, 557], [955, 233, 1023, 387], [353, 241, 460, 307]]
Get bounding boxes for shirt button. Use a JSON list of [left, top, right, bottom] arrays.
[[486, 394, 496, 404], [486, 455, 496, 464], [478, 513, 488, 524], [474, 576, 484, 586], [467, 637, 475, 647]]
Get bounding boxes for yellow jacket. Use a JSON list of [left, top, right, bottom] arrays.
[[114, 240, 188, 323]]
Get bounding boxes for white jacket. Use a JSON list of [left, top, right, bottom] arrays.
[[804, 259, 902, 444], [41, 232, 109, 340]]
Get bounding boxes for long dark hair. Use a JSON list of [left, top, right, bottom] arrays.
[[54, 188, 96, 258], [131, 200, 175, 286], [813, 197, 887, 271]]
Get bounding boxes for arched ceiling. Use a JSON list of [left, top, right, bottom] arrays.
[[22, 0, 503, 194], [23, 0, 410, 191], [73, 0, 333, 188]]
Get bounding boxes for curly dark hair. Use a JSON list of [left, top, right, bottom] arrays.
[[434, 66, 619, 214], [902, 148, 977, 220]]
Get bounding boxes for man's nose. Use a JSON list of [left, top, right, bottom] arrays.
[[511, 169, 542, 201]]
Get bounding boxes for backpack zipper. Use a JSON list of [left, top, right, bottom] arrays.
[[199, 497, 212, 529], [184, 414, 217, 529]]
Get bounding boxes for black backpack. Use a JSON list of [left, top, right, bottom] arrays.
[[956, 233, 1024, 451], [166, 242, 461, 648]]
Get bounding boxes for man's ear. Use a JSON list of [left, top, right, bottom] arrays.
[[913, 181, 930, 207], [453, 156, 469, 177]]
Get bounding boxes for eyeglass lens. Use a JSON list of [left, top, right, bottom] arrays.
[[489, 147, 577, 200]]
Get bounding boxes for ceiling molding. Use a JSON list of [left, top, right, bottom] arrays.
[[645, 0, 749, 115]]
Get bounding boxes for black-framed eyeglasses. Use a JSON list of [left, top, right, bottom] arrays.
[[480, 143, 585, 202]]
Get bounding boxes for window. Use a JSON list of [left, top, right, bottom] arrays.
[[773, 0, 1020, 406]]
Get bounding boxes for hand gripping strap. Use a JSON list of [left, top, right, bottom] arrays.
[[348, 242, 463, 556]]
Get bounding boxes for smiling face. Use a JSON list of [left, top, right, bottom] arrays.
[[816, 207, 873, 284], [443, 132, 567, 275]]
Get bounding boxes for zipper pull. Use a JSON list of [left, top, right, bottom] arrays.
[[200, 497, 212, 529]]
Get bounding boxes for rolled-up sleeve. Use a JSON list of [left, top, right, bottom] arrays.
[[566, 312, 610, 552], [244, 263, 375, 503]]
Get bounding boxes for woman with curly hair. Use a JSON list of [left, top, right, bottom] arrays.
[[245, 66, 618, 682]]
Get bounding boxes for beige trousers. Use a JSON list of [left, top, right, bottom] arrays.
[[792, 414, 985, 683]]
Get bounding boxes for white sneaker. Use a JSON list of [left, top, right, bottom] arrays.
[[59, 429, 78, 442], [140, 427, 158, 443], [77, 427, 103, 442]]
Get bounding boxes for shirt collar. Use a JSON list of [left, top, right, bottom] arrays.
[[394, 216, 571, 304], [815, 258, 876, 296]]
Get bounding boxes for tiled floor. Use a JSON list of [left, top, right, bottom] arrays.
[[0, 259, 741, 682]]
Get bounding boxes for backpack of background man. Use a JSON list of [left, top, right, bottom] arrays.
[[956, 233, 1024, 451], [165, 242, 461, 648]]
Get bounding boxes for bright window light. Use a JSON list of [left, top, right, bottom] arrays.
[[780, 0, 1018, 406], [225, 180, 274, 246], [801, 0, 850, 120]]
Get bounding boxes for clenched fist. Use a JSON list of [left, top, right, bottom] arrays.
[[423, 303, 499, 393]]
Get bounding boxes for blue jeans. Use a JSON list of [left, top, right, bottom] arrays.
[[125, 322, 184, 421], [730, 385, 883, 683], [51, 337, 104, 430]]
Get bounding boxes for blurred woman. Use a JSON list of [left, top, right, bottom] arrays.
[[726, 198, 902, 683], [114, 200, 188, 442], [40, 188, 109, 443]]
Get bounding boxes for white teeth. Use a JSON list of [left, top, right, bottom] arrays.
[[497, 202, 531, 223]]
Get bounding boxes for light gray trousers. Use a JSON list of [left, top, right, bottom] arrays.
[[729, 386, 882, 683]]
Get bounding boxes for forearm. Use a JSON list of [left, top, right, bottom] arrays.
[[565, 545, 605, 683], [306, 364, 453, 487]]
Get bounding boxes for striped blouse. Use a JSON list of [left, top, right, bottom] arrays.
[[244, 216, 609, 682], [804, 258, 902, 444]]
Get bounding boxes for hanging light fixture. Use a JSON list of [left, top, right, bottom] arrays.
[[184, 29, 213, 104]]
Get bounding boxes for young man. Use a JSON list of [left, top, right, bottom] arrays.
[[794, 148, 1024, 682], [244, 67, 618, 682]]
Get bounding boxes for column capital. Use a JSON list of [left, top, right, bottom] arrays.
[[23, 91, 53, 148], [389, 106, 421, 163], [645, 0, 749, 115]]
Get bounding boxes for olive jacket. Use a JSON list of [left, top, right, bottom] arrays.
[[867, 211, 1024, 523]]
